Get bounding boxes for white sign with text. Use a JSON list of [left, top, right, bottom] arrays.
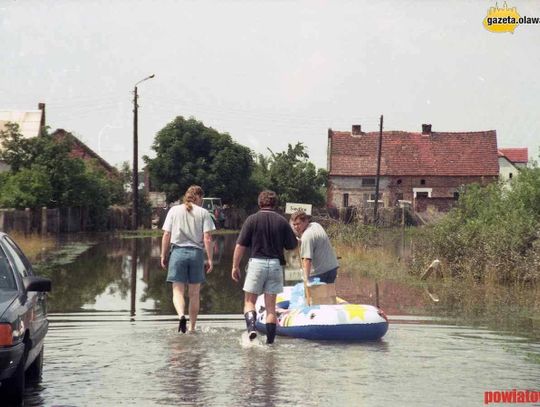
[[285, 202, 312, 215]]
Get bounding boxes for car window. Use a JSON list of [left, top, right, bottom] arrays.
[[0, 246, 17, 290], [2, 236, 32, 278]]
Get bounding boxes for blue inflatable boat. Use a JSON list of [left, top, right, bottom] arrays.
[[255, 286, 389, 341]]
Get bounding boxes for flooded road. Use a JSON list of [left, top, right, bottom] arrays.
[[20, 234, 540, 406]]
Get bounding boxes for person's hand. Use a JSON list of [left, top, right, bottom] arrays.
[[205, 261, 213, 274], [231, 265, 241, 282], [160, 256, 168, 270]]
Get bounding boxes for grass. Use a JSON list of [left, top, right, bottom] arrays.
[[8, 232, 59, 262], [330, 225, 540, 339]]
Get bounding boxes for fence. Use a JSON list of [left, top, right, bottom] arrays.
[[0, 206, 145, 234]]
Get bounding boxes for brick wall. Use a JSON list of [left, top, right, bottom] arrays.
[[329, 175, 497, 211]]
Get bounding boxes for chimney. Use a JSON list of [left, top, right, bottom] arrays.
[[38, 102, 46, 131], [422, 123, 432, 135], [327, 128, 333, 172], [351, 124, 362, 135]]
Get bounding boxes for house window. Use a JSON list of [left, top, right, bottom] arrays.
[[362, 178, 375, 186], [416, 192, 429, 199], [396, 193, 404, 201], [397, 179, 402, 185], [370, 193, 382, 200], [509, 173, 513, 179], [343, 193, 349, 207], [420, 179, 426, 185]]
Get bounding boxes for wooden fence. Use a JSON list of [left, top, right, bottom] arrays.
[[0, 206, 143, 234]]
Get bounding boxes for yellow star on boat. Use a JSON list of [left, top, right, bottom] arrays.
[[344, 304, 366, 321]]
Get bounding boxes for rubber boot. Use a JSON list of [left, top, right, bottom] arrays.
[[266, 323, 276, 344], [244, 311, 257, 340]]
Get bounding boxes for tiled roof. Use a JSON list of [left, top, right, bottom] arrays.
[[498, 148, 528, 164], [52, 129, 116, 174], [329, 129, 499, 177]]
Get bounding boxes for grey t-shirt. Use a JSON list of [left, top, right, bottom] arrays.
[[162, 203, 215, 249], [300, 222, 339, 276]]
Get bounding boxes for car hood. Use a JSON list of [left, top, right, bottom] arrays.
[[0, 290, 18, 320]]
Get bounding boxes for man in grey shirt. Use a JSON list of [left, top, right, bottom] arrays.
[[291, 211, 339, 283]]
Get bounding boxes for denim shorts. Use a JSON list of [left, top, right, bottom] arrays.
[[243, 258, 284, 295], [166, 246, 205, 284], [309, 267, 338, 284]]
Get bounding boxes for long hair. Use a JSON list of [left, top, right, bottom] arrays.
[[183, 185, 204, 212]]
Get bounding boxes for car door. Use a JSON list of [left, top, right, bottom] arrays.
[[0, 237, 47, 349]]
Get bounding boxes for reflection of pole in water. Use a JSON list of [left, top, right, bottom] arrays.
[[131, 240, 138, 319]]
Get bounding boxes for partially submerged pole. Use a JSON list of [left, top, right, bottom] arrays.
[[373, 115, 383, 223]]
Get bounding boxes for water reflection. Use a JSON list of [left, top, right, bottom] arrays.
[[37, 234, 246, 315], [166, 337, 204, 406], [22, 233, 540, 407], [240, 347, 278, 407]]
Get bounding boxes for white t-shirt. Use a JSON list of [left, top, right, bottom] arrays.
[[162, 203, 216, 249]]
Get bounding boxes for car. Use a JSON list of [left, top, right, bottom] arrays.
[[0, 232, 51, 403], [202, 197, 226, 228]]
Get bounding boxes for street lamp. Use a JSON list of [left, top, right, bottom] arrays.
[[132, 74, 155, 230]]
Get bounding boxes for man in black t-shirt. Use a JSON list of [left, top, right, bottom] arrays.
[[231, 190, 297, 344]]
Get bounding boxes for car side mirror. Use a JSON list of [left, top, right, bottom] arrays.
[[23, 276, 52, 292]]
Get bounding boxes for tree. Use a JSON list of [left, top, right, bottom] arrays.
[[258, 143, 328, 207], [0, 166, 53, 208], [144, 116, 257, 206], [0, 123, 125, 229]]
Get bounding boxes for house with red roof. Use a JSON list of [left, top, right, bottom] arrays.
[[51, 129, 118, 178], [498, 148, 528, 182], [327, 124, 500, 212]]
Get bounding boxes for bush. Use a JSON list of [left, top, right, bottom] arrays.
[[414, 165, 540, 285]]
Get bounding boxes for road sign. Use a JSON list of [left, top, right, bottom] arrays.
[[285, 202, 312, 215]]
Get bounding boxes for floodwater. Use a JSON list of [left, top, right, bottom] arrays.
[[17, 234, 540, 406]]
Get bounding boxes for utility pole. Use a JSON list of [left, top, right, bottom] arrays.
[[132, 74, 155, 230], [373, 115, 383, 223], [132, 86, 139, 230]]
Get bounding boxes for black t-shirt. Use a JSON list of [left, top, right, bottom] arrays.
[[236, 209, 298, 265]]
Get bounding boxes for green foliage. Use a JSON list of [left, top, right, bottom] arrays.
[[254, 143, 328, 207], [0, 123, 126, 229], [414, 163, 540, 285], [0, 122, 33, 172], [144, 116, 257, 207], [0, 165, 53, 208]]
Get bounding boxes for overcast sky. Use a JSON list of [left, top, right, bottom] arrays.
[[1, 0, 539, 169]]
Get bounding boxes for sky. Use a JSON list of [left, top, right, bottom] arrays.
[[1, 0, 539, 170]]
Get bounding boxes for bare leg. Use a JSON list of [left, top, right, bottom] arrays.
[[172, 283, 186, 317], [264, 293, 277, 324], [244, 292, 258, 313], [188, 283, 201, 331]]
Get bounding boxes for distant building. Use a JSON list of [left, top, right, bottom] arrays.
[[498, 148, 528, 182], [0, 103, 46, 139], [0, 103, 46, 172], [327, 124, 500, 212], [51, 129, 118, 178]]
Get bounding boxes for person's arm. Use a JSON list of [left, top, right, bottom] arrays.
[[161, 231, 171, 269], [204, 231, 213, 273], [231, 244, 246, 282], [302, 258, 313, 282]]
